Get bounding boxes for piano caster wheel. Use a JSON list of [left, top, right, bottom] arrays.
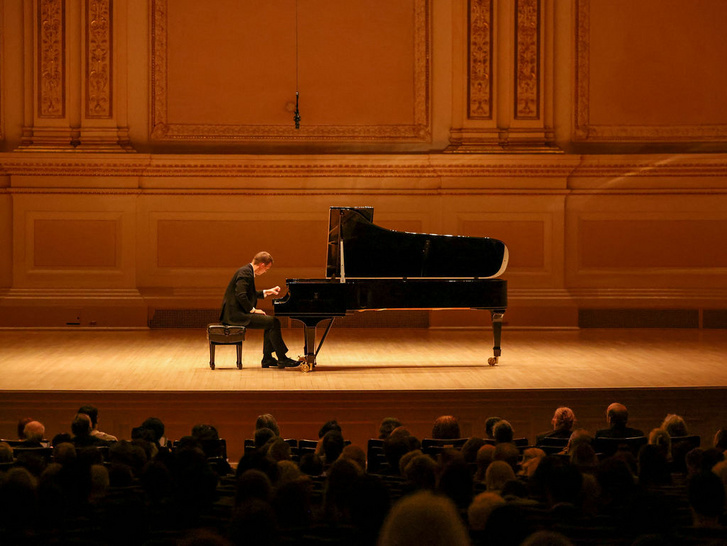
[[488, 357, 498, 366], [301, 363, 311, 373]]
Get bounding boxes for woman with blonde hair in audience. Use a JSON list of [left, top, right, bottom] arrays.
[[485, 460, 516, 494]]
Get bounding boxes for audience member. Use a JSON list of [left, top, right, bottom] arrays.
[[468, 491, 506, 531], [255, 413, 280, 437], [661, 413, 688, 437], [340, 443, 366, 472], [595, 403, 644, 438], [77, 404, 118, 442], [714, 428, 727, 452], [431, 415, 461, 439], [688, 470, 726, 528], [493, 419, 514, 444], [378, 491, 470, 546], [486, 460, 516, 493], [15, 417, 34, 440], [71, 415, 109, 448], [536, 407, 576, 444], [20, 420, 46, 447], [520, 447, 547, 478], [474, 444, 496, 482], [461, 436, 487, 463], [378, 417, 402, 439], [318, 419, 342, 438], [493, 442, 520, 473], [485, 416, 502, 440]]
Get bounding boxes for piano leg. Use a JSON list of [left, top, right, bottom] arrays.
[[302, 325, 317, 372], [488, 311, 505, 366]]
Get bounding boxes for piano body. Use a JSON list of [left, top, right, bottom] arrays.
[[273, 206, 508, 372]]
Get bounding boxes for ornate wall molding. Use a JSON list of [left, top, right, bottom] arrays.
[[467, 0, 493, 120], [514, 0, 540, 120], [150, 0, 430, 142], [37, 0, 66, 118], [2, 153, 725, 180], [85, 0, 113, 119]]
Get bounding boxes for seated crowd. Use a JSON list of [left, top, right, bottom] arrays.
[[1, 404, 727, 545]]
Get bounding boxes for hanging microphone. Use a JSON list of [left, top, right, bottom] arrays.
[[294, 92, 301, 129]]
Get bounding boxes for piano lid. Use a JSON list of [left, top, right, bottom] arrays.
[[326, 206, 509, 280]]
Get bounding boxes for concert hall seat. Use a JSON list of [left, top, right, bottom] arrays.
[[593, 436, 647, 458], [421, 437, 469, 457], [535, 437, 570, 455], [206, 324, 246, 370]]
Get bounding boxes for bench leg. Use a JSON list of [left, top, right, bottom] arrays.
[[209, 342, 216, 370], [236, 342, 243, 369]]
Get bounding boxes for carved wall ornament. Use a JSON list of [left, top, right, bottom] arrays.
[[150, 0, 430, 142], [85, 0, 113, 118], [38, 0, 66, 118], [468, 0, 493, 120], [514, 0, 540, 120]]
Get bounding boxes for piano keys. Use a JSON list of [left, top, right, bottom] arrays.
[[273, 206, 508, 372]]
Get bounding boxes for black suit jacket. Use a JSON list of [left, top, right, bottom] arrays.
[[219, 264, 264, 325], [594, 426, 645, 439]]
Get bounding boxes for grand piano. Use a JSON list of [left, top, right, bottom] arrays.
[[273, 206, 509, 372]]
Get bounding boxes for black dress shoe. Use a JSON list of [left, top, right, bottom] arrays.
[[277, 356, 300, 368], [261, 357, 278, 369]]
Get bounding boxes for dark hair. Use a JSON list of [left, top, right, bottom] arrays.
[[493, 420, 514, 444], [71, 416, 92, 437], [432, 415, 460, 440], [255, 414, 280, 437], [485, 416, 502, 439], [77, 405, 99, 427], [378, 417, 402, 439], [17, 417, 34, 439], [141, 417, 165, 441], [318, 420, 342, 439]]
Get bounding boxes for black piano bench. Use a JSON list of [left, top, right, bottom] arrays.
[[206, 324, 246, 370]]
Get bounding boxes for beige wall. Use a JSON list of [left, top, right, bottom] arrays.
[[1, 0, 726, 328]]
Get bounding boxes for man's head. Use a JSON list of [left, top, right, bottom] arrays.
[[606, 403, 629, 427], [77, 405, 99, 428], [23, 421, 45, 443], [252, 251, 274, 276]]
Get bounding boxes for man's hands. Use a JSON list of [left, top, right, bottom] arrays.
[[263, 286, 281, 298]]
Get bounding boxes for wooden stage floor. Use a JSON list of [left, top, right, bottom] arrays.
[[1, 327, 726, 462]]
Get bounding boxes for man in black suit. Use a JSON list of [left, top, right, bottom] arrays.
[[595, 402, 645, 438], [220, 251, 299, 369]]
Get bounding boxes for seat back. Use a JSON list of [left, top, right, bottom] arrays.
[[421, 437, 468, 457], [366, 438, 387, 473], [593, 436, 647, 458]]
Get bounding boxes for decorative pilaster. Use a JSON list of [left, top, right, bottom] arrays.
[[447, 0, 501, 152], [77, 0, 133, 151], [501, 0, 558, 150], [18, 0, 75, 150]]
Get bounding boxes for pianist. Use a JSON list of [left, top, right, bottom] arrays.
[[219, 251, 300, 369]]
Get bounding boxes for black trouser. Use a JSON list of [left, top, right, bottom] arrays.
[[245, 314, 288, 358]]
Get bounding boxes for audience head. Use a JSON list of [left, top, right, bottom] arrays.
[[661, 413, 688, 437], [486, 460, 516, 492], [431, 415, 460, 439], [378, 417, 402, 439], [461, 436, 487, 463], [494, 442, 520, 473], [71, 415, 92, 437], [485, 416, 502, 439], [688, 470, 726, 527], [321, 429, 345, 464], [605, 403, 629, 428], [340, 444, 366, 472], [299, 452, 323, 476], [0, 442, 13, 463], [378, 491, 470, 546], [565, 428, 593, 454], [77, 404, 99, 428], [713, 428, 727, 452], [493, 419, 514, 444], [255, 413, 280, 437], [16, 417, 34, 439], [23, 421, 45, 443], [468, 491, 506, 531], [141, 417, 165, 442], [521, 448, 547, 477], [648, 427, 671, 458], [402, 453, 437, 490], [254, 427, 276, 449], [552, 407, 576, 431], [318, 419, 341, 438]]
